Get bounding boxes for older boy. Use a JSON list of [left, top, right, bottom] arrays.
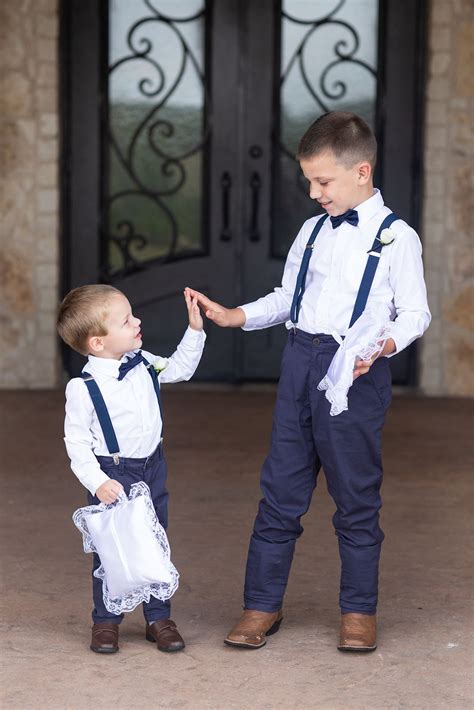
[[58, 284, 205, 653], [187, 111, 430, 651]]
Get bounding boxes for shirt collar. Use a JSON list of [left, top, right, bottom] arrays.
[[83, 350, 139, 379], [354, 188, 384, 227]]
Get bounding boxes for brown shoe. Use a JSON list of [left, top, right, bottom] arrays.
[[338, 613, 377, 652], [90, 622, 119, 654], [146, 619, 185, 652], [224, 609, 283, 649]]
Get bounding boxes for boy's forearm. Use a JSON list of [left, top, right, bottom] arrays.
[[229, 307, 246, 327]]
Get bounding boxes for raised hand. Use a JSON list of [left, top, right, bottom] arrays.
[[184, 288, 203, 331], [184, 287, 245, 328]]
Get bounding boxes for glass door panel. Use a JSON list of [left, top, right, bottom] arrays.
[[273, 0, 380, 258], [105, 0, 208, 278]]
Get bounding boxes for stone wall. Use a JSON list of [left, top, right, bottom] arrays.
[[0, 0, 472, 393], [419, 0, 474, 395], [0, 0, 59, 388]]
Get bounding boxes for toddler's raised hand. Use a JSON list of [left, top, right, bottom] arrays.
[[184, 288, 203, 331], [185, 287, 245, 328], [95, 479, 124, 504]]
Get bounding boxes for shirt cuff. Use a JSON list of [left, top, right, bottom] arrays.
[[239, 302, 263, 331], [386, 322, 408, 358], [181, 325, 207, 344]]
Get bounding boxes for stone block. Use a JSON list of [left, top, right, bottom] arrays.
[[35, 87, 57, 112], [37, 188, 58, 214], [37, 62, 57, 88], [455, 22, 474, 98], [430, 52, 451, 76], [443, 285, 474, 332], [35, 334, 57, 362], [37, 38, 57, 62], [426, 100, 448, 125], [0, 247, 34, 313], [0, 72, 32, 117], [37, 234, 59, 263], [36, 263, 58, 289], [427, 77, 450, 101], [0, 120, 36, 174], [451, 109, 473, 152], [40, 112, 58, 137], [432, 3, 452, 25], [452, 164, 474, 233], [421, 222, 444, 244], [37, 0, 59, 14], [36, 13, 58, 38], [443, 333, 474, 396], [38, 163, 57, 187], [424, 174, 444, 196], [426, 126, 448, 148], [38, 311, 56, 335], [37, 138, 58, 162], [429, 26, 451, 51], [0, 26, 25, 70], [424, 150, 446, 172], [38, 286, 59, 312]]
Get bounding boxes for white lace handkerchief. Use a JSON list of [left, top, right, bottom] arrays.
[[318, 305, 392, 416], [72, 481, 179, 614]]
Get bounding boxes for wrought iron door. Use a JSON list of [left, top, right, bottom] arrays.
[[61, 0, 426, 383]]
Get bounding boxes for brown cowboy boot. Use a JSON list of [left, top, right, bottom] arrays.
[[90, 622, 119, 653], [224, 609, 283, 649], [338, 613, 377, 652]]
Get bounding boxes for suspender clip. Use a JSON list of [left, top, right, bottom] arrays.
[[305, 243, 315, 250], [112, 454, 120, 465]]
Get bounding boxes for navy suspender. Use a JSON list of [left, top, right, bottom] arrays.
[[290, 214, 329, 325], [290, 211, 399, 329], [349, 213, 399, 327], [81, 355, 163, 461], [81, 375, 120, 459]]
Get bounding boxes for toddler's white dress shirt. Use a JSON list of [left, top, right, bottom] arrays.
[[64, 327, 205, 495], [240, 190, 431, 354]]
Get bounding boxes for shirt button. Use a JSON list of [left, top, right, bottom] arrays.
[[312, 337, 320, 346]]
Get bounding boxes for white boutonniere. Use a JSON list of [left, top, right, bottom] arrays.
[[377, 227, 396, 246], [153, 357, 169, 374]]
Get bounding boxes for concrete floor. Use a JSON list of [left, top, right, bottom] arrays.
[[1, 390, 473, 710]]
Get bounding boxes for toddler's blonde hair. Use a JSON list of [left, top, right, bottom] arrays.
[[57, 284, 123, 355]]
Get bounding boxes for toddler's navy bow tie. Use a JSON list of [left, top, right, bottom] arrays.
[[118, 351, 145, 380], [330, 209, 359, 229]]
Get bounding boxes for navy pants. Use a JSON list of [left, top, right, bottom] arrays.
[[87, 443, 170, 625], [244, 330, 392, 615]]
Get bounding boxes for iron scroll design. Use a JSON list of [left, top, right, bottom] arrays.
[[272, 1, 379, 258], [278, 1, 378, 163], [102, 1, 209, 279]]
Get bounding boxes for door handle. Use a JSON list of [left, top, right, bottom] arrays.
[[220, 171, 232, 241], [249, 171, 261, 242]]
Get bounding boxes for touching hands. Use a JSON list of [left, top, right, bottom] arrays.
[[184, 288, 204, 331], [95, 479, 124, 504], [353, 337, 396, 380], [184, 287, 245, 328]]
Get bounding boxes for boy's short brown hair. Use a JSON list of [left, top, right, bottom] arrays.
[[297, 111, 377, 169], [57, 284, 123, 356]]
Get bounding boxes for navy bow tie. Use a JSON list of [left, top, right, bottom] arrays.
[[330, 209, 359, 229], [118, 351, 145, 380]]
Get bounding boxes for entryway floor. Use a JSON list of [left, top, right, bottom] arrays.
[[1, 390, 472, 709]]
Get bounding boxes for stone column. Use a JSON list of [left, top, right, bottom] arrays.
[[0, 0, 59, 388], [420, 0, 474, 395]]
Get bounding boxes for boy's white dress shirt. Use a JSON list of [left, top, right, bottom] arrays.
[[240, 190, 431, 354], [64, 327, 205, 495]]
